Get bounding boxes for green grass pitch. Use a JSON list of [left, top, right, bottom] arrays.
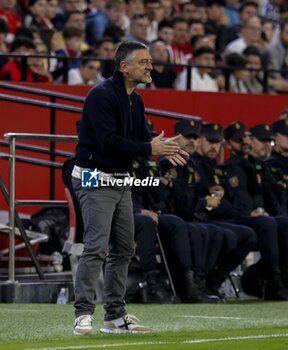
[[0, 302, 288, 350]]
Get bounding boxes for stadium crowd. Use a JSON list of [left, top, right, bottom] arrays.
[[0, 0, 288, 92]]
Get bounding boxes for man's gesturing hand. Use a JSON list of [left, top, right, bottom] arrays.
[[151, 131, 180, 156]]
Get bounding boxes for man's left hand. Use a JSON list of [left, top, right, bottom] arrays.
[[167, 149, 189, 166]]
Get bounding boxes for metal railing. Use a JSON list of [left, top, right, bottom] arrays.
[[2, 132, 78, 283]]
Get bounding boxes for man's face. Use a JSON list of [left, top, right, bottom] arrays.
[[107, 5, 125, 26], [98, 41, 115, 58], [228, 135, 252, 156], [64, 0, 79, 12], [46, 0, 58, 19], [182, 3, 201, 20], [199, 136, 221, 160], [275, 133, 288, 153], [65, 13, 86, 30], [158, 26, 174, 44], [126, 0, 144, 16], [131, 17, 149, 41], [243, 17, 261, 45], [240, 5, 257, 24], [150, 41, 168, 63], [195, 53, 215, 74], [250, 137, 270, 160], [81, 60, 101, 83], [173, 21, 188, 45], [121, 48, 153, 85], [189, 23, 204, 39], [66, 36, 82, 52], [145, 1, 163, 21]]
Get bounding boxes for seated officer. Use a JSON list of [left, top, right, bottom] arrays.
[[249, 123, 288, 289], [191, 122, 257, 294], [266, 119, 288, 213], [223, 121, 288, 299], [159, 119, 246, 298], [132, 120, 218, 303]]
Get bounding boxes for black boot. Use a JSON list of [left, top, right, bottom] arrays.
[[264, 270, 288, 301], [146, 270, 178, 304], [206, 268, 228, 298], [181, 270, 220, 303]]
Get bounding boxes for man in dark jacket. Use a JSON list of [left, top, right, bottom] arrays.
[[71, 41, 188, 335]]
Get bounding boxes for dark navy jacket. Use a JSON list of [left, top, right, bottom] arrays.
[[75, 70, 152, 173]]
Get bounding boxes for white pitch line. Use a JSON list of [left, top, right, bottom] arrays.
[[23, 333, 288, 350], [184, 333, 288, 344], [178, 315, 246, 320]]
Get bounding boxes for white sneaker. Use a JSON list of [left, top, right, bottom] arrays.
[[73, 315, 93, 336], [100, 314, 151, 334]]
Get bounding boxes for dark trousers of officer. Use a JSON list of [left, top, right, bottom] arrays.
[[213, 222, 257, 274], [134, 213, 192, 273], [188, 223, 224, 274], [234, 216, 280, 271], [271, 216, 288, 270]]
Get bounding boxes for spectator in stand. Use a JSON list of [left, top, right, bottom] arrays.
[[0, 36, 50, 81], [126, 13, 149, 43], [68, 49, 104, 85], [222, 1, 258, 48], [125, 0, 144, 20], [189, 19, 205, 43], [87, 0, 128, 45], [95, 37, 115, 78], [85, 0, 107, 45], [0, 18, 8, 69], [263, 20, 288, 93], [149, 39, 176, 88], [45, 0, 58, 29], [64, 10, 88, 50], [243, 46, 274, 94], [160, 0, 174, 20], [24, 0, 53, 29], [205, 0, 229, 54], [225, 0, 239, 27], [170, 17, 192, 72], [54, 26, 83, 81], [157, 19, 173, 57], [191, 34, 216, 52], [175, 46, 219, 91], [0, 0, 22, 43], [144, 0, 164, 42], [223, 16, 262, 56], [225, 52, 249, 92], [52, 0, 80, 30]]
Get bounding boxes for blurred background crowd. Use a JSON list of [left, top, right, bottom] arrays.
[[0, 0, 287, 92]]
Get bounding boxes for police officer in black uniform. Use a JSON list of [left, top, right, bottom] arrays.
[[190, 122, 257, 294], [266, 119, 288, 213], [160, 119, 247, 298], [223, 121, 288, 300], [249, 123, 288, 289], [132, 120, 218, 303]]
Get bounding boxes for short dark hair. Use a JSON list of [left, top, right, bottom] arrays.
[[158, 20, 173, 31], [81, 49, 100, 66], [63, 26, 83, 39], [10, 37, 36, 52], [239, 1, 258, 13], [243, 46, 261, 58], [115, 41, 148, 68], [194, 46, 216, 57]]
